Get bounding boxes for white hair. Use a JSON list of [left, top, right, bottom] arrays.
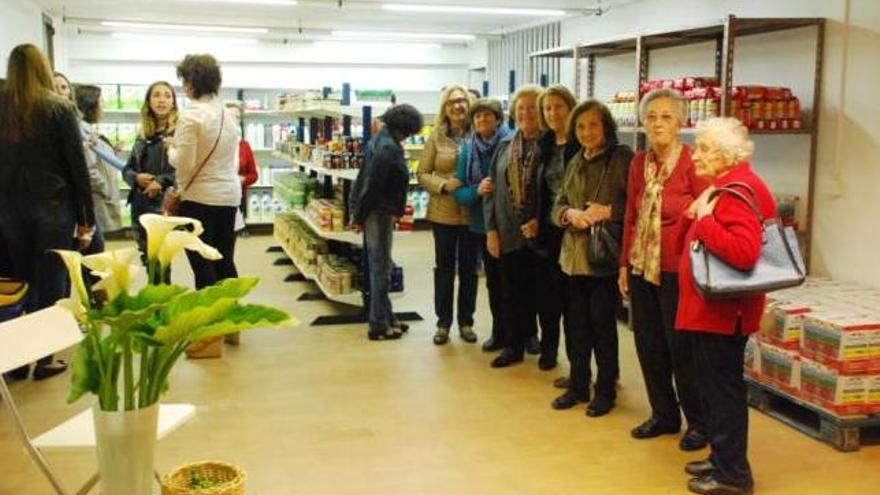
[[695, 117, 755, 163], [638, 88, 688, 125]]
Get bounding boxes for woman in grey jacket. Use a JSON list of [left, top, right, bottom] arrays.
[[484, 85, 545, 369]]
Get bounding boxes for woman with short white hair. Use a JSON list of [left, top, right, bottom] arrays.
[[622, 88, 709, 450], [675, 117, 774, 495]]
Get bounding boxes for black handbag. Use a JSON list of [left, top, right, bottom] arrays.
[[586, 147, 621, 269], [689, 182, 806, 298]]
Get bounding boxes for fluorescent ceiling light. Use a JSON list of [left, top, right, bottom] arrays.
[[111, 33, 259, 45], [382, 3, 567, 16], [313, 41, 441, 49], [332, 30, 475, 41], [184, 0, 297, 4], [102, 21, 268, 34]]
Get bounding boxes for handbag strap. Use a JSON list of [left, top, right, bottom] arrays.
[[181, 107, 225, 192], [590, 144, 617, 203], [709, 181, 765, 223]]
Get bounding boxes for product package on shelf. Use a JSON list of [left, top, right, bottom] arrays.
[[119, 85, 146, 111], [800, 358, 871, 416], [801, 312, 880, 375], [100, 84, 121, 111], [758, 341, 802, 397], [306, 198, 347, 233], [729, 85, 802, 131], [745, 335, 762, 379], [273, 171, 320, 210]]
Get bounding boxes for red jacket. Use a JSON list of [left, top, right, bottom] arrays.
[[238, 140, 258, 193], [676, 163, 777, 335], [621, 145, 708, 273]]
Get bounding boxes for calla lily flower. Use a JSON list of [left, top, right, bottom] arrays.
[[157, 230, 223, 268], [139, 214, 204, 263], [83, 247, 141, 300], [52, 250, 89, 310], [56, 297, 87, 323]]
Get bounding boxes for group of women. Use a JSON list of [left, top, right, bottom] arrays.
[[370, 82, 772, 495], [0, 45, 257, 362]]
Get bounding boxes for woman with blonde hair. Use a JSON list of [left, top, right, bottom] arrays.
[[418, 84, 478, 346], [484, 84, 545, 368], [0, 44, 94, 380], [123, 81, 179, 273]]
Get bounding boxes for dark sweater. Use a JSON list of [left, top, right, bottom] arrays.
[[537, 131, 580, 259], [123, 133, 176, 213], [350, 129, 409, 224], [0, 91, 94, 225]]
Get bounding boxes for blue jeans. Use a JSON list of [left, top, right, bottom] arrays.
[[364, 212, 394, 332]]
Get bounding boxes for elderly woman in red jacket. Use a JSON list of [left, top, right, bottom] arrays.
[[677, 117, 774, 495], [621, 89, 708, 451]]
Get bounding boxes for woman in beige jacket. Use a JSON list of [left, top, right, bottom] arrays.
[[418, 85, 476, 345]]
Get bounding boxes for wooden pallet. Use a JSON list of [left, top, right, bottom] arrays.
[[746, 377, 880, 452]]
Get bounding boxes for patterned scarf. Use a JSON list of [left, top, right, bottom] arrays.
[[629, 143, 683, 285], [506, 130, 541, 221], [466, 123, 512, 185]]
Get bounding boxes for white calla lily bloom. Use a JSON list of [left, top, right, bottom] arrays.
[[52, 250, 89, 310], [56, 297, 88, 323], [139, 214, 204, 262], [157, 230, 223, 268], [83, 247, 141, 300]]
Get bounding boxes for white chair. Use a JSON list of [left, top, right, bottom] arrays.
[[0, 306, 196, 495]]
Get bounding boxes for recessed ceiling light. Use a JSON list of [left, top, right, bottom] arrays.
[[111, 33, 260, 45], [381, 3, 567, 16], [331, 30, 475, 41], [102, 21, 268, 34]]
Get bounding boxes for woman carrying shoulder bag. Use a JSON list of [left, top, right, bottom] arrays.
[[167, 54, 242, 354]]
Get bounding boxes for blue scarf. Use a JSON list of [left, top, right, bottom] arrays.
[[465, 123, 512, 185]]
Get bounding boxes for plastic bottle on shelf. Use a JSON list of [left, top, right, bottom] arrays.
[[249, 193, 261, 222]]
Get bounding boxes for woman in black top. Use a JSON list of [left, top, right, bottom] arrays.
[[350, 104, 424, 341], [0, 44, 94, 380], [123, 81, 178, 271]]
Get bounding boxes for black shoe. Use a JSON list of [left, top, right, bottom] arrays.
[[459, 325, 478, 343], [368, 328, 403, 341], [481, 337, 503, 352], [538, 355, 557, 371], [525, 336, 541, 355], [32, 361, 68, 381], [433, 327, 450, 345], [553, 376, 570, 389], [586, 395, 615, 417], [631, 417, 681, 439], [552, 390, 588, 410], [491, 350, 523, 368], [680, 428, 709, 451], [685, 459, 715, 477], [4, 365, 30, 381], [688, 475, 753, 495]]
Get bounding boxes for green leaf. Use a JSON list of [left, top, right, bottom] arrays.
[[153, 297, 240, 345], [67, 339, 100, 404], [96, 284, 189, 328], [131, 332, 164, 348], [188, 304, 293, 341], [161, 278, 259, 324]]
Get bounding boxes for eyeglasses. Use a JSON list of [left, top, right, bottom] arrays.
[[643, 113, 678, 124], [446, 98, 468, 107]]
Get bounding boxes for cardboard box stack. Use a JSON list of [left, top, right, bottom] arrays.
[[751, 278, 880, 417]]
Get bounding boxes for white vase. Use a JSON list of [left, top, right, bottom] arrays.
[[93, 403, 159, 495]]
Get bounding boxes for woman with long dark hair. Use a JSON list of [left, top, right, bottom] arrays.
[[0, 44, 94, 380]]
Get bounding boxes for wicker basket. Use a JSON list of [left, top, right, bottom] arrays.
[[161, 461, 246, 495]]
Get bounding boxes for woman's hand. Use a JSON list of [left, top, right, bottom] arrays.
[[688, 186, 716, 219], [136, 173, 155, 189], [520, 218, 539, 239], [478, 177, 493, 196], [618, 270, 629, 298], [144, 181, 162, 198], [443, 178, 463, 193], [584, 203, 612, 225], [76, 224, 96, 250], [566, 209, 590, 230], [693, 188, 719, 219], [486, 230, 501, 258]]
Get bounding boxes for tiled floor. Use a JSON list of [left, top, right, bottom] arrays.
[[1, 232, 878, 494]]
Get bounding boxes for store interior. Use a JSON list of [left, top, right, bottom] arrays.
[[1, 0, 880, 494]]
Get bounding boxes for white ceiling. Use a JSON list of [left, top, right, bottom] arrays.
[[36, 0, 631, 39]]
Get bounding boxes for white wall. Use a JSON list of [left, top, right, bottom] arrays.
[[0, 0, 48, 75], [553, 0, 880, 288], [62, 29, 472, 113]]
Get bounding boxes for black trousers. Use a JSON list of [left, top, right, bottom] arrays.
[[500, 247, 539, 356], [535, 253, 566, 361], [479, 237, 505, 344], [431, 223, 479, 328], [566, 274, 619, 399], [629, 272, 704, 431], [691, 329, 753, 488], [179, 201, 238, 289]]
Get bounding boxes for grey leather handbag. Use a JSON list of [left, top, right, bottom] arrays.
[[690, 182, 806, 298]]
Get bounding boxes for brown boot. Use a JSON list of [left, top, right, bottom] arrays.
[[224, 332, 240, 345], [186, 337, 223, 359]]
